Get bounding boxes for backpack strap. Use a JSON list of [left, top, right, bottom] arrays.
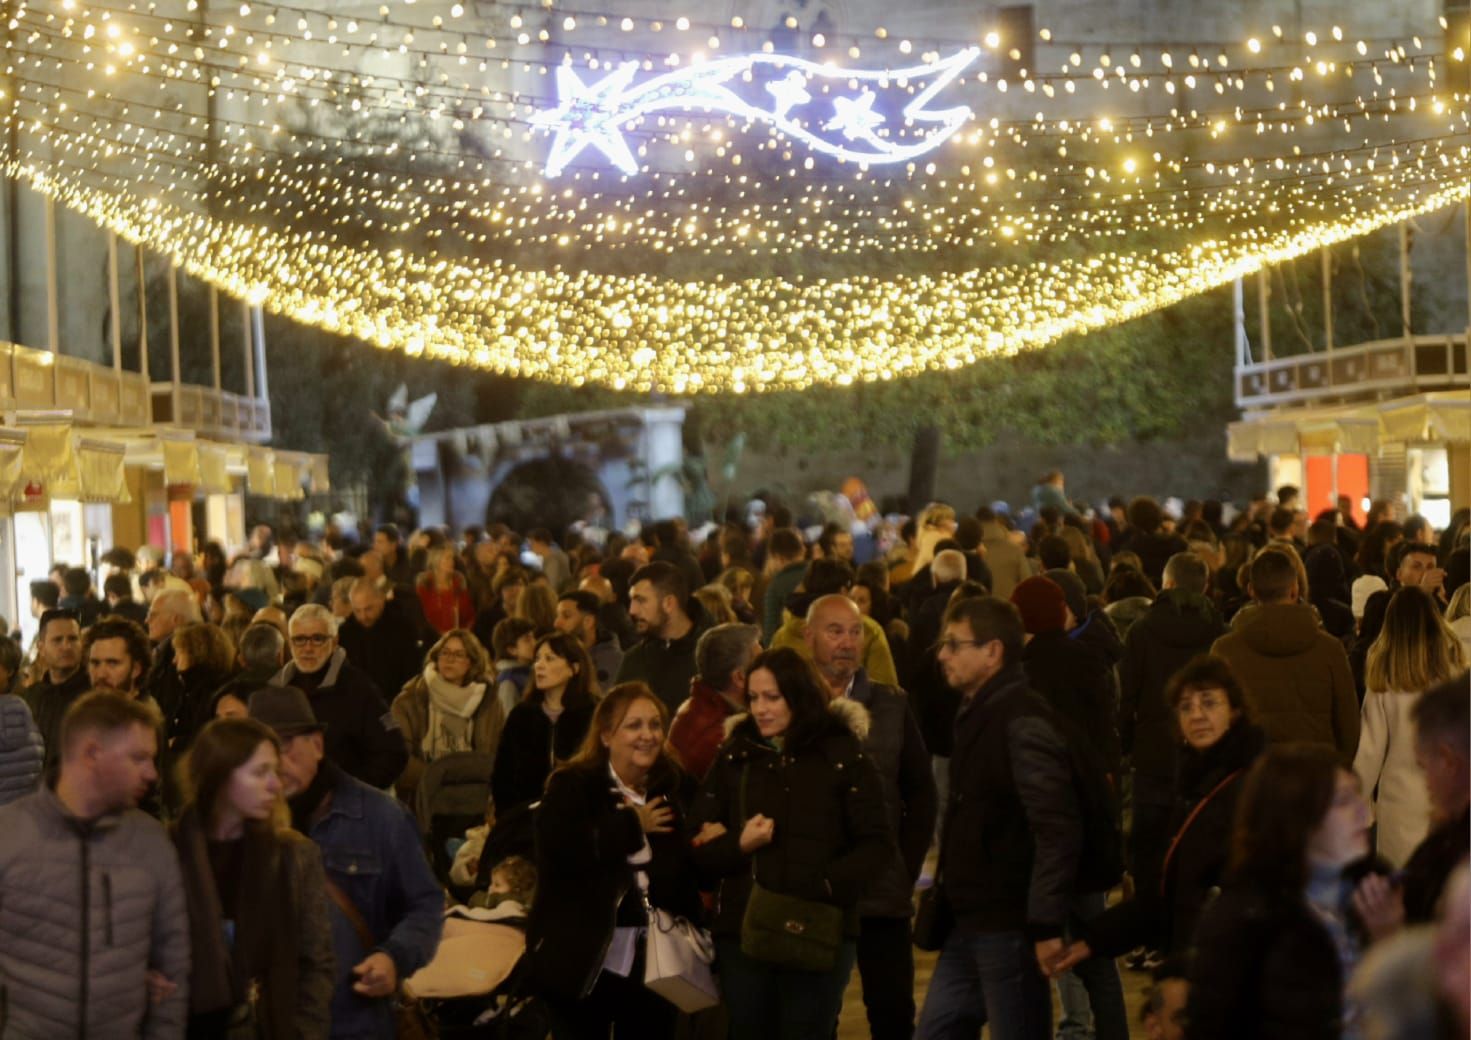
[[324, 877, 376, 953]]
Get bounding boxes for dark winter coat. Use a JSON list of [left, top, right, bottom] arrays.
[[904, 583, 963, 757], [1184, 883, 1349, 1040], [1021, 630, 1122, 777], [847, 670, 938, 919], [614, 600, 709, 714], [1118, 590, 1227, 794], [489, 691, 597, 815], [1083, 722, 1264, 957], [337, 600, 424, 703], [269, 649, 409, 790], [937, 663, 1081, 941], [526, 760, 703, 1002], [689, 699, 894, 938], [1401, 807, 1470, 925], [20, 666, 90, 772], [0, 694, 44, 806]]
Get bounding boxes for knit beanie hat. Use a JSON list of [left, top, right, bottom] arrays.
[[1010, 576, 1068, 635]]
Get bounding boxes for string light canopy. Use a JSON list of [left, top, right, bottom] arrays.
[[5, 0, 1469, 392]]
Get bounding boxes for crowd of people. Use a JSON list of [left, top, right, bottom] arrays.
[[0, 475, 1465, 1040]]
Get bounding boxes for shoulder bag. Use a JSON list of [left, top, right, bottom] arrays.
[[735, 761, 844, 972]]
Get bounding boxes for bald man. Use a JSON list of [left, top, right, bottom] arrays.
[[806, 594, 937, 1040]]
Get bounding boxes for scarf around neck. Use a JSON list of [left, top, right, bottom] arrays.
[[423, 663, 488, 759]]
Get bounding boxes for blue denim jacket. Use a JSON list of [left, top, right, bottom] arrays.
[[313, 770, 443, 1038]]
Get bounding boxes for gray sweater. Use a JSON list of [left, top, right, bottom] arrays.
[[0, 695, 43, 806], [0, 787, 191, 1039]]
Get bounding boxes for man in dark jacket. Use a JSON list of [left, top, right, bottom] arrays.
[[668, 622, 760, 780], [102, 572, 149, 626], [917, 596, 1083, 1040], [338, 578, 423, 699], [1402, 675, 1470, 924], [20, 607, 89, 770], [270, 604, 408, 790], [143, 588, 202, 725], [1118, 552, 1225, 904], [372, 523, 416, 591], [808, 594, 936, 1040], [614, 561, 708, 714], [553, 590, 624, 687], [761, 527, 807, 642], [252, 686, 442, 1039]]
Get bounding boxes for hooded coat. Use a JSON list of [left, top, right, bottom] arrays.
[[1210, 602, 1359, 762], [688, 698, 895, 938]]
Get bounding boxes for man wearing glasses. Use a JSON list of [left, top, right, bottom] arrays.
[[269, 603, 408, 790], [20, 607, 88, 770], [916, 596, 1083, 1040]]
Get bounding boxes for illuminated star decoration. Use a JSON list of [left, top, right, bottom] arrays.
[[766, 70, 812, 118], [532, 48, 981, 176], [826, 90, 886, 143]]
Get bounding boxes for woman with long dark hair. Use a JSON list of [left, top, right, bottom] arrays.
[[1184, 744, 1377, 1040], [527, 682, 703, 1039], [170, 717, 334, 1038], [689, 647, 892, 1040], [490, 631, 598, 816]]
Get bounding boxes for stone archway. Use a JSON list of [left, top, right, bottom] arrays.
[[485, 455, 613, 537]]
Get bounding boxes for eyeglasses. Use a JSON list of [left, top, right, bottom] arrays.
[[935, 638, 989, 654], [291, 634, 331, 647]]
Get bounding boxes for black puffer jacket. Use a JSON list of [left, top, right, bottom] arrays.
[[1083, 722, 1264, 957], [527, 759, 703, 1002], [1118, 590, 1226, 791], [939, 663, 1081, 941], [689, 699, 894, 938]]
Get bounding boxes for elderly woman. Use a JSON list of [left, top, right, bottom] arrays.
[[1062, 655, 1265, 970], [390, 628, 505, 804], [527, 682, 703, 1039], [689, 647, 892, 1040]]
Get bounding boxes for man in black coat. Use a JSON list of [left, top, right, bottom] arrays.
[[19, 608, 89, 771], [1117, 553, 1225, 907], [338, 578, 424, 699], [807, 595, 936, 1040], [614, 562, 708, 714], [269, 604, 408, 790], [905, 550, 968, 759], [917, 596, 1083, 1040], [1402, 675, 1470, 924], [142, 588, 201, 725]]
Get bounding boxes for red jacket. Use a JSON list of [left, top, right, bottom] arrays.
[[416, 575, 475, 634], [668, 679, 739, 781]]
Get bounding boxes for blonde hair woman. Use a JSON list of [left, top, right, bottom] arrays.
[[907, 503, 958, 578], [1353, 586, 1466, 865]]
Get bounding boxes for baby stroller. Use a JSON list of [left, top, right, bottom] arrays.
[[415, 751, 496, 888], [402, 905, 548, 1039]]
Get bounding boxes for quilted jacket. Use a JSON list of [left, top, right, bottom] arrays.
[[0, 695, 43, 806], [0, 786, 191, 1039]]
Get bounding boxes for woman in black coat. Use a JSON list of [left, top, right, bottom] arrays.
[[1183, 743, 1383, 1040], [688, 647, 893, 1040], [527, 682, 703, 1040], [1065, 655, 1265, 964], [490, 632, 597, 817]]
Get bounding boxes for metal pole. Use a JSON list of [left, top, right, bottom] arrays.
[[1257, 266, 1272, 361], [43, 195, 58, 356], [1232, 275, 1250, 365], [135, 245, 149, 383], [241, 298, 254, 398], [1321, 246, 1333, 351], [168, 265, 181, 421], [208, 285, 221, 390], [1399, 222, 1413, 340], [107, 233, 121, 371], [1464, 199, 1471, 332]]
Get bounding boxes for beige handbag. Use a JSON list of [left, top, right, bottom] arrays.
[[643, 905, 721, 1013]]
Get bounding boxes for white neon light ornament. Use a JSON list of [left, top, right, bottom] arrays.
[[532, 48, 981, 177]]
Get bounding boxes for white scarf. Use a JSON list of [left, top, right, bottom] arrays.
[[422, 663, 488, 760]]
